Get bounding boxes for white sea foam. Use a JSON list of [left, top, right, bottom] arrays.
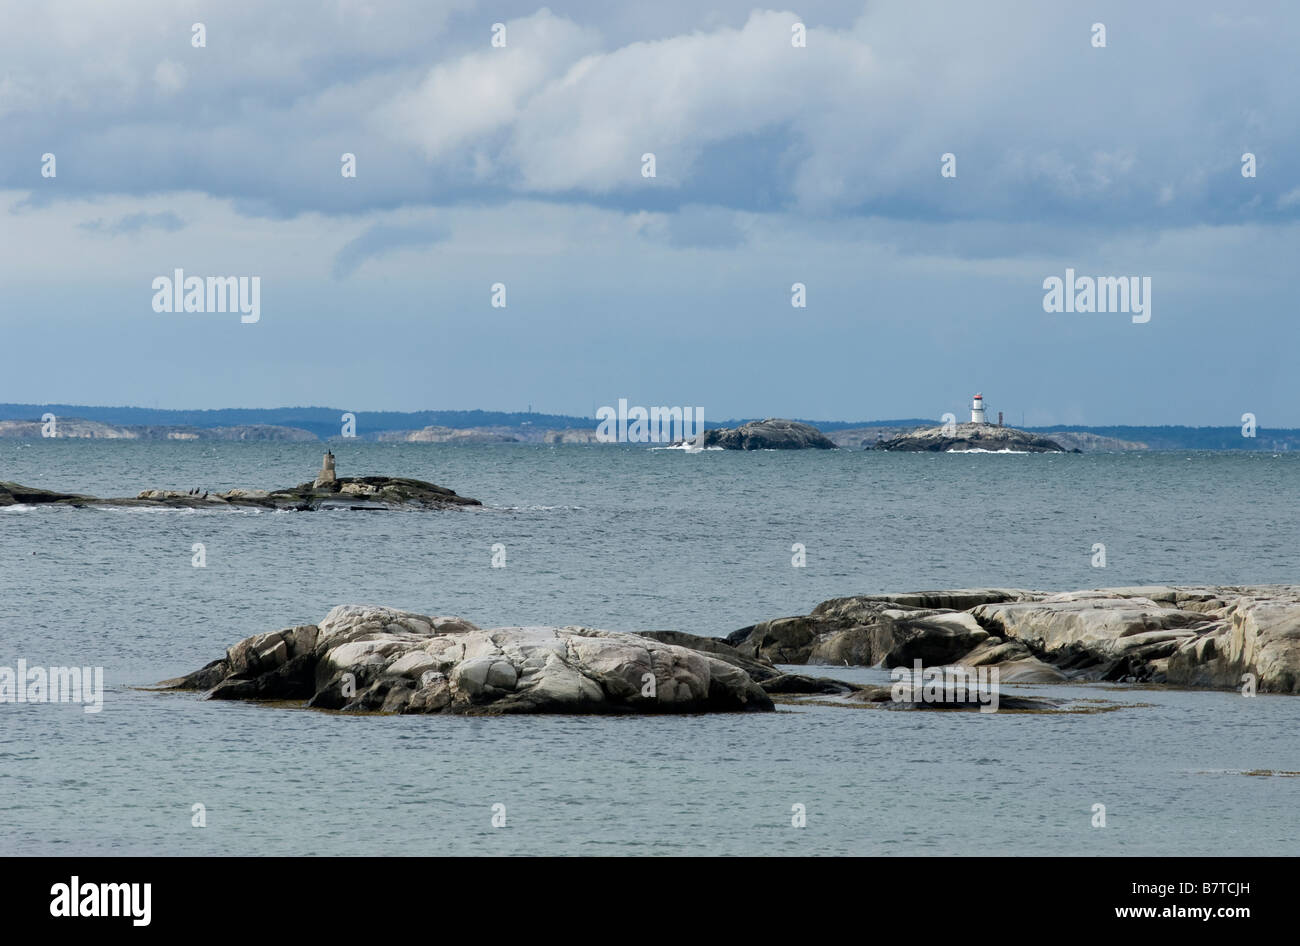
[[650, 442, 723, 452], [946, 447, 1040, 454], [88, 504, 262, 515]]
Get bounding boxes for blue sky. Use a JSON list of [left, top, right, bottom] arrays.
[[2, 1, 1298, 424]]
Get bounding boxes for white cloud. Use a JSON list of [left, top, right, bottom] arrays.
[[379, 9, 602, 160], [504, 10, 820, 192]]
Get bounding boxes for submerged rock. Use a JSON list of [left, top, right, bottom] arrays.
[[874, 422, 1073, 453], [846, 684, 1061, 712], [159, 606, 774, 715]]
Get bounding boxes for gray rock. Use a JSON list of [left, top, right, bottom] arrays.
[[871, 609, 990, 667], [874, 422, 1074, 453], [160, 605, 774, 715], [759, 673, 857, 695], [0, 481, 89, 506], [697, 418, 836, 450], [734, 585, 1300, 693], [946, 637, 1068, 683], [0, 475, 479, 511], [633, 630, 780, 681], [847, 684, 1061, 712], [972, 593, 1213, 656], [1166, 593, 1300, 693], [730, 615, 825, 664], [730, 589, 1033, 665]]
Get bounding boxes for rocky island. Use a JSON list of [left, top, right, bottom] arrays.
[[156, 604, 1066, 714], [159, 606, 776, 715], [153, 584, 1299, 723], [729, 585, 1300, 693], [874, 421, 1073, 453], [872, 394, 1075, 452], [0, 452, 480, 511], [686, 418, 837, 450]]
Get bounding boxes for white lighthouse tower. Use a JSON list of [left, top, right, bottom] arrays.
[[971, 393, 986, 425]]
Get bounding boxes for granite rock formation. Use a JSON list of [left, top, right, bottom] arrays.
[[159, 606, 774, 715], [729, 586, 1300, 693], [874, 422, 1073, 453]]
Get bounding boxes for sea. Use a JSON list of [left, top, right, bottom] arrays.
[[2, 441, 1297, 855]]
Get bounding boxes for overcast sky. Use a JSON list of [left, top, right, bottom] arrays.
[[2, 1, 1298, 424]]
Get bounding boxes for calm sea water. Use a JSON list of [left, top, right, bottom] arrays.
[[2, 441, 1298, 855]]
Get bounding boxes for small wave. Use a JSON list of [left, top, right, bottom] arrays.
[[649, 443, 723, 452], [946, 448, 1042, 454], [495, 504, 584, 512]]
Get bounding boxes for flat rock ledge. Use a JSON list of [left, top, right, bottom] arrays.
[[874, 422, 1074, 453], [728, 586, 1300, 694], [0, 477, 479, 511], [158, 606, 774, 715]]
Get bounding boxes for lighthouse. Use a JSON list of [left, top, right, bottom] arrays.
[[314, 450, 337, 489], [971, 393, 986, 425]]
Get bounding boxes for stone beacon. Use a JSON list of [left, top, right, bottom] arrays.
[[314, 450, 337, 489]]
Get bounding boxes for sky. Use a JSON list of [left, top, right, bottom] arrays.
[[2, 0, 1298, 425]]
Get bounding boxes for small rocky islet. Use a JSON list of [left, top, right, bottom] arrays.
[[669, 417, 1079, 452], [696, 418, 838, 450], [0, 451, 479, 511], [156, 585, 1300, 718], [873, 421, 1073, 453]]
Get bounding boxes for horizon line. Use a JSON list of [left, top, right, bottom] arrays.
[[0, 401, 1288, 432]]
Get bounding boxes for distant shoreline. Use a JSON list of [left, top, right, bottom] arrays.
[[2, 415, 1289, 452], [1, 404, 1296, 451]]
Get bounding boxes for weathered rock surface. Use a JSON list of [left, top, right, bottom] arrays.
[[159, 606, 774, 714], [874, 422, 1073, 453], [0, 476, 479, 511], [697, 418, 836, 450], [730, 586, 1300, 694], [729, 589, 1033, 665], [633, 630, 779, 682]]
